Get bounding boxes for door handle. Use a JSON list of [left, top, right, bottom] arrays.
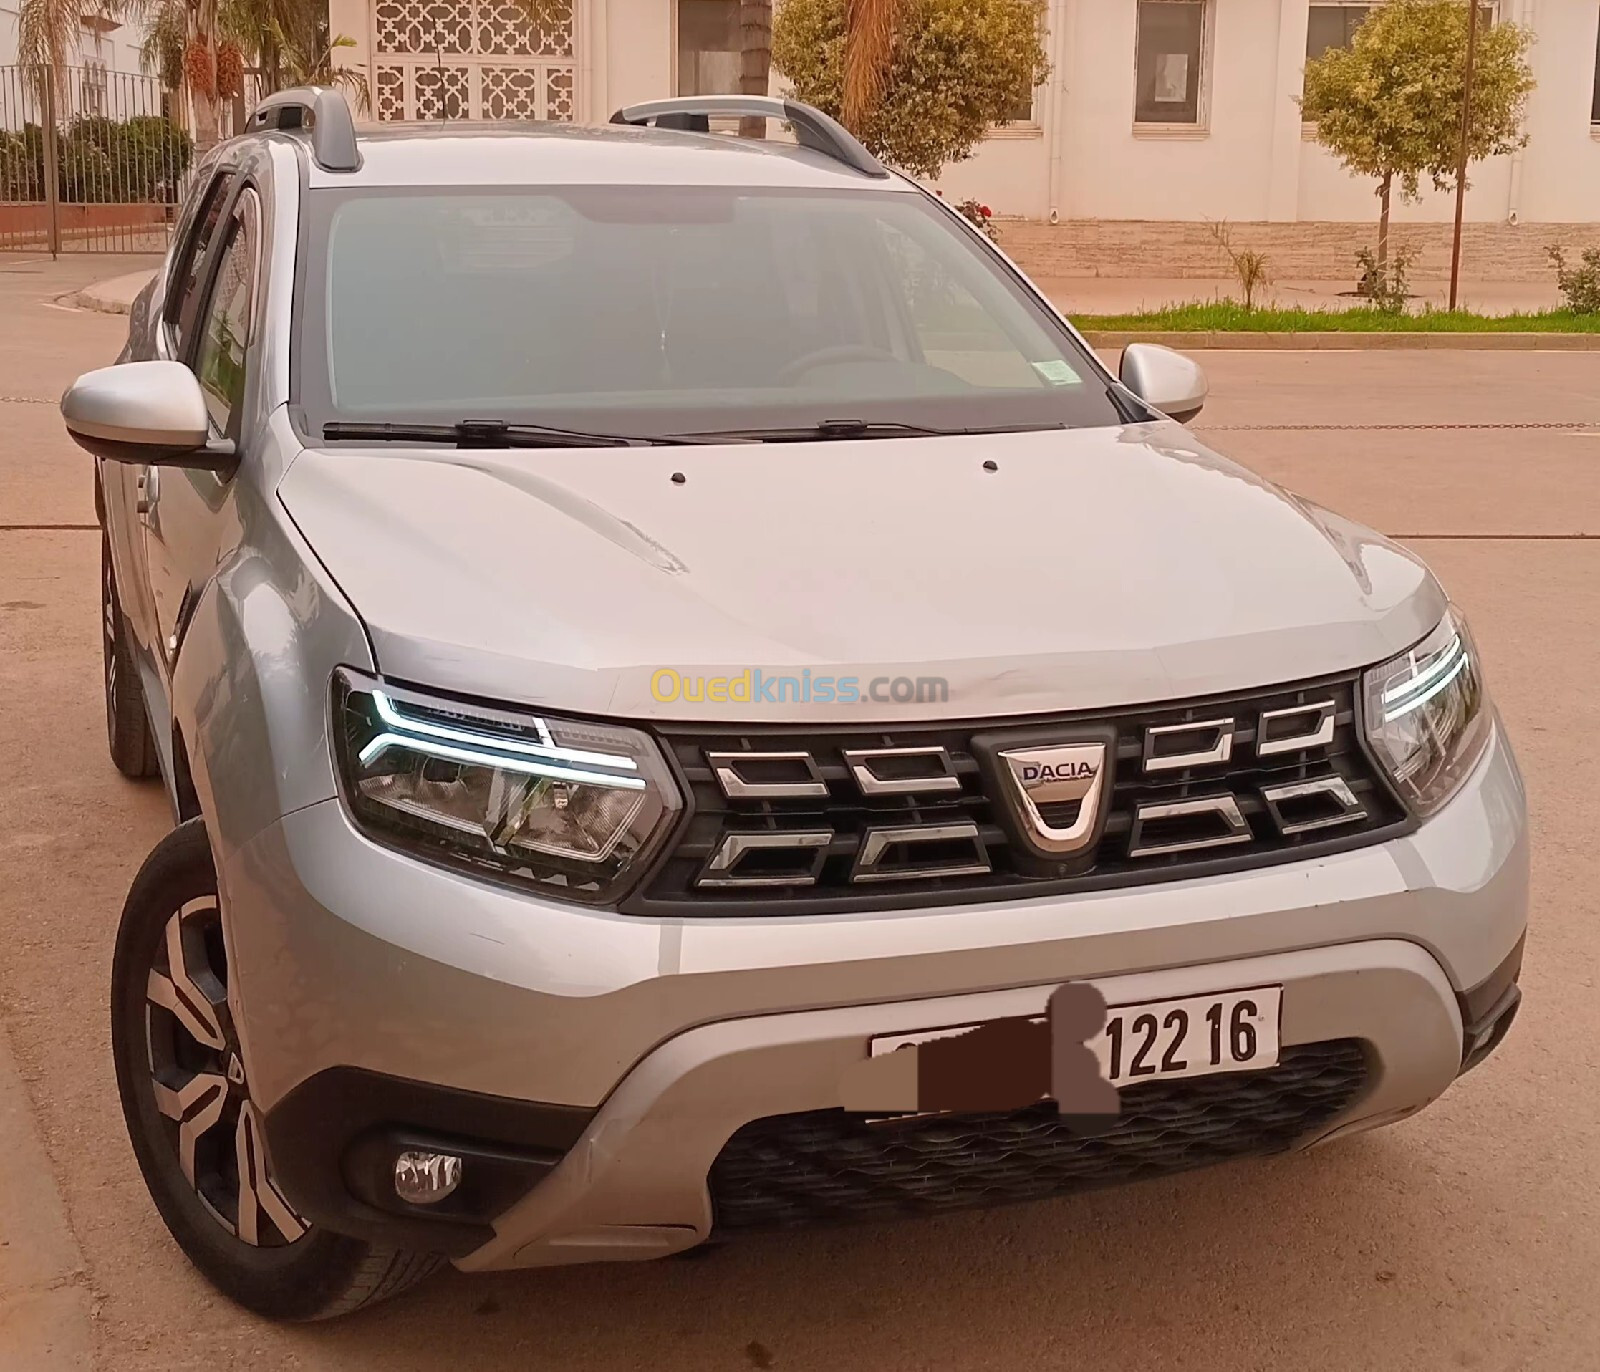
[[137, 467, 159, 517]]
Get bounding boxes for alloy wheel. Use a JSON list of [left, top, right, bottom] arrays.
[[144, 896, 306, 1247]]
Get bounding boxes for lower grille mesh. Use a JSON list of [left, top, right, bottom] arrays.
[[708, 1040, 1368, 1231]]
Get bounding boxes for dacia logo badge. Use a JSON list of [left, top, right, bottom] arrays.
[[998, 741, 1109, 855], [1020, 760, 1097, 784]]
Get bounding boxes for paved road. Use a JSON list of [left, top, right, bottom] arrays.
[[0, 254, 1596, 1371]]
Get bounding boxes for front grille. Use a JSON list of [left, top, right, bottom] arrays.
[[708, 1040, 1368, 1232], [626, 674, 1410, 916]]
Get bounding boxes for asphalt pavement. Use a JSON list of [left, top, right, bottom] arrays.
[[0, 252, 1596, 1371]]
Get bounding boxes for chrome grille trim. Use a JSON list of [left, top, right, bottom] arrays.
[[698, 830, 832, 887], [841, 746, 962, 795], [1142, 717, 1235, 772], [1260, 776, 1367, 835], [1257, 700, 1337, 756], [706, 750, 828, 799], [1126, 794, 1252, 857], [851, 821, 990, 883]]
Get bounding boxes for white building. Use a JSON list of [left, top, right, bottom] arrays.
[[0, 2, 149, 86], [1, 3, 157, 139], [328, 0, 1600, 272]]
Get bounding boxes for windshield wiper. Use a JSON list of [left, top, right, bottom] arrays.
[[677, 419, 1058, 444], [321, 420, 686, 449]]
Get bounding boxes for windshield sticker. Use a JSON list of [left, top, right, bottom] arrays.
[[1032, 359, 1080, 386]]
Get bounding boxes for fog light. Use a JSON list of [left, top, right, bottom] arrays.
[[394, 1150, 463, 1205]]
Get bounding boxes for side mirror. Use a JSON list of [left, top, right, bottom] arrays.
[[1118, 343, 1208, 424], [60, 360, 234, 470]]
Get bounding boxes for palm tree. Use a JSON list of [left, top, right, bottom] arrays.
[[20, 0, 228, 149], [216, 0, 368, 108], [139, 0, 223, 148], [739, 0, 771, 138], [842, 0, 898, 130], [17, 0, 144, 100], [734, 0, 897, 136], [138, 0, 367, 149]]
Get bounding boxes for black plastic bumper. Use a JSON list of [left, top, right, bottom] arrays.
[[1456, 932, 1525, 1075], [261, 1067, 595, 1257]]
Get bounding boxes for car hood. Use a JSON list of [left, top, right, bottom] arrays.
[[278, 422, 1445, 722]]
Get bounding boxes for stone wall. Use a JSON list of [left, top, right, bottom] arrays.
[[1001, 220, 1600, 282]]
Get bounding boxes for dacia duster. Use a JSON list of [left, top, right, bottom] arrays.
[[62, 89, 1527, 1319]]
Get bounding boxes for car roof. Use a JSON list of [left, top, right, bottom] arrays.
[[294, 121, 916, 193]]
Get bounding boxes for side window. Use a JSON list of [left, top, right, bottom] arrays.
[[165, 175, 230, 353], [191, 191, 261, 441]]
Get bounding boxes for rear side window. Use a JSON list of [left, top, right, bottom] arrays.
[[192, 191, 261, 439], [165, 175, 230, 352]]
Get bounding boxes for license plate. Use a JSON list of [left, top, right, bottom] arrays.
[[1095, 986, 1280, 1086], [869, 985, 1281, 1091]]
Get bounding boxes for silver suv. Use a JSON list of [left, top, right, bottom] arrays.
[[65, 89, 1528, 1321]]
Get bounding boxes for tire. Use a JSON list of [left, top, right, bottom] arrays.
[[101, 531, 160, 780], [111, 820, 444, 1320]]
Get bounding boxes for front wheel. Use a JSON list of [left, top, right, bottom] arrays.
[[110, 820, 443, 1319]]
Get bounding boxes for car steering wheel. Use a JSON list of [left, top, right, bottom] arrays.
[[777, 344, 900, 384]]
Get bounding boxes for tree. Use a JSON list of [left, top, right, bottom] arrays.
[[773, 0, 1049, 179], [17, 0, 227, 146], [220, 0, 370, 112], [17, 0, 144, 100], [739, 0, 772, 139], [139, 0, 370, 146], [19, 0, 225, 150], [1301, 0, 1533, 272], [843, 0, 897, 130]]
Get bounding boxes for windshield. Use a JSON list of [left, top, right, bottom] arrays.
[[296, 185, 1127, 439]]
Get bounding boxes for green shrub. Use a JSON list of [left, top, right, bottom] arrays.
[[1547, 246, 1600, 315], [0, 126, 47, 200], [772, 0, 1050, 179], [0, 115, 192, 204], [1355, 244, 1416, 314]]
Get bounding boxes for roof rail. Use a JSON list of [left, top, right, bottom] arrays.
[[609, 96, 889, 179], [250, 87, 361, 173]]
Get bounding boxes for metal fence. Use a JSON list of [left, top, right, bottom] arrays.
[[1, 64, 191, 253]]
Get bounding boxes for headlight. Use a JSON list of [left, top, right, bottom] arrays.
[[332, 670, 681, 904], [1362, 608, 1492, 817]]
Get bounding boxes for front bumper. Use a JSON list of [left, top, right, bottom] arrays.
[[222, 727, 1528, 1268]]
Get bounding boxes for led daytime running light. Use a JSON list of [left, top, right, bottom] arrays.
[[357, 731, 648, 788], [1382, 635, 1470, 723], [359, 692, 645, 789], [1381, 634, 1463, 706], [1382, 651, 1469, 724], [370, 691, 639, 772]]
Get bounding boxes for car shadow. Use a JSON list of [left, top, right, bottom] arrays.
[[295, 1129, 1491, 1371]]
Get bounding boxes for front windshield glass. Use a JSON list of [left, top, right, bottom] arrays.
[[297, 185, 1126, 438]]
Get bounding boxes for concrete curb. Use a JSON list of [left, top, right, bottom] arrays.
[[1080, 329, 1600, 350], [62, 270, 154, 316], [63, 270, 1600, 350]]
